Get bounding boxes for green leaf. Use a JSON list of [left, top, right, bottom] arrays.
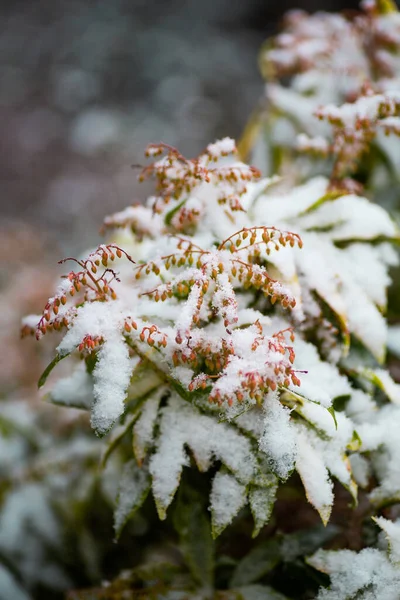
[[230, 538, 282, 587], [357, 367, 400, 404], [114, 459, 151, 538], [210, 471, 247, 539], [38, 352, 70, 388], [347, 430, 362, 452], [249, 484, 277, 538], [327, 406, 338, 430], [133, 389, 164, 465], [165, 198, 187, 226], [300, 191, 345, 215], [173, 484, 215, 589], [280, 525, 339, 563], [231, 525, 339, 588]]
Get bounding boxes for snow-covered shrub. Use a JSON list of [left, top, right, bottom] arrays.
[[7, 1, 400, 597], [309, 517, 400, 599], [22, 121, 400, 597], [241, 0, 400, 199]]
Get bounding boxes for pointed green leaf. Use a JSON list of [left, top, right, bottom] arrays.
[[249, 484, 277, 538], [347, 430, 362, 452], [358, 368, 400, 404], [230, 538, 282, 587], [173, 485, 214, 589], [327, 407, 338, 430], [114, 459, 151, 538], [165, 198, 187, 226], [280, 525, 339, 562], [210, 471, 247, 539], [38, 352, 70, 388]]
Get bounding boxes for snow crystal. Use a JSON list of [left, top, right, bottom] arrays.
[[175, 281, 204, 333], [349, 454, 370, 489]]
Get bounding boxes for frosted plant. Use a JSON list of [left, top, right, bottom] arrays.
[[309, 517, 400, 600], [0, 395, 115, 596], [24, 134, 399, 557], [241, 0, 400, 193], [10, 4, 400, 598]]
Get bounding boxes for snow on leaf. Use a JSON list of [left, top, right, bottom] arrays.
[[250, 179, 396, 361], [358, 368, 400, 404], [51, 362, 93, 410], [149, 394, 256, 520], [259, 392, 297, 480], [91, 335, 136, 436], [56, 301, 138, 436], [296, 234, 388, 362], [295, 428, 334, 525], [373, 517, 400, 565], [132, 388, 165, 465], [309, 547, 400, 600], [210, 471, 247, 538], [355, 405, 400, 507], [249, 484, 278, 538], [289, 337, 352, 407], [114, 459, 151, 538], [297, 195, 399, 242]]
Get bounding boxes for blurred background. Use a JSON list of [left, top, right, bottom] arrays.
[[0, 0, 362, 256]]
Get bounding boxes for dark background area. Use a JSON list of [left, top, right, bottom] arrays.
[[0, 0, 361, 254]]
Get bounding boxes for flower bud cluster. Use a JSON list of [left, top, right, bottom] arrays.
[[298, 90, 400, 183], [32, 140, 304, 413], [33, 244, 134, 339]]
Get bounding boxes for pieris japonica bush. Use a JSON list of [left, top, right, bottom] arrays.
[[241, 0, 400, 198], [14, 2, 400, 599]]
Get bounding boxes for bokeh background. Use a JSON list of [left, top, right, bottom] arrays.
[[0, 0, 361, 256]]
